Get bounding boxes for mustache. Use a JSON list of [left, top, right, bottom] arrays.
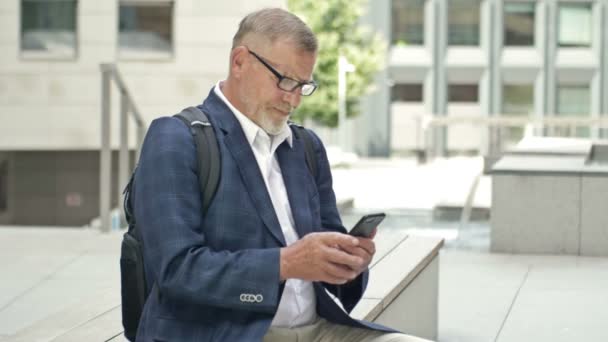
[[275, 105, 295, 114]]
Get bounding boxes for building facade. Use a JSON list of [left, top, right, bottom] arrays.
[[0, 0, 283, 225], [2, 0, 607, 225], [356, 0, 608, 156]]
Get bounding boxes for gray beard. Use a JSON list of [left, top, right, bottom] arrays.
[[260, 113, 288, 136], [240, 93, 289, 135]]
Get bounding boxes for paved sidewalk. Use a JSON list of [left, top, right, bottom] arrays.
[[2, 226, 606, 342], [440, 249, 608, 342], [0, 227, 122, 341], [1, 157, 607, 342], [338, 157, 608, 342], [333, 156, 490, 212]]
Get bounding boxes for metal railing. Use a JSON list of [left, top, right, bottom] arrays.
[[416, 114, 608, 229], [418, 114, 608, 158], [99, 63, 146, 233]]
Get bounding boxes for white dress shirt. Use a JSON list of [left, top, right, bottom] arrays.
[[214, 82, 317, 327]]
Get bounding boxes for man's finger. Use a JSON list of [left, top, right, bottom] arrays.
[[323, 246, 363, 269], [356, 238, 376, 255], [323, 232, 359, 248], [323, 274, 349, 285], [338, 244, 367, 258], [324, 262, 357, 281]]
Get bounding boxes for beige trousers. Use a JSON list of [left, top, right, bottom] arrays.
[[263, 318, 433, 342]]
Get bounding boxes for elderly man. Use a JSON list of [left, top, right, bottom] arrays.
[[133, 7, 431, 342]]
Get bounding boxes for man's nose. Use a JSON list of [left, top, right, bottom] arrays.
[[283, 90, 302, 109]]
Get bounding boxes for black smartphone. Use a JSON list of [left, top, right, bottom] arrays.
[[348, 213, 386, 237]]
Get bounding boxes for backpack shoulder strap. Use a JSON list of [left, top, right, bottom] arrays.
[[174, 107, 221, 214], [289, 123, 318, 180], [123, 170, 137, 230]]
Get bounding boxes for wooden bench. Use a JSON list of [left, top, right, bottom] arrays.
[[6, 231, 443, 341]]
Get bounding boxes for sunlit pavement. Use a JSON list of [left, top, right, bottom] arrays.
[[1, 156, 607, 341]]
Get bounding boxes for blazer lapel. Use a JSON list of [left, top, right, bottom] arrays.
[[277, 136, 313, 238], [224, 133, 286, 246], [203, 90, 286, 246]]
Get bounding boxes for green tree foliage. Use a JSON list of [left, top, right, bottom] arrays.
[[288, 0, 386, 127]]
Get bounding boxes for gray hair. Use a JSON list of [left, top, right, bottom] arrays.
[[232, 8, 318, 53]]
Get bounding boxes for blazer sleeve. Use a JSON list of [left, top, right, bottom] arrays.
[[134, 117, 281, 314], [306, 129, 369, 313]]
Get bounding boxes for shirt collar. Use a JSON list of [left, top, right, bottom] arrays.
[[213, 81, 293, 150]]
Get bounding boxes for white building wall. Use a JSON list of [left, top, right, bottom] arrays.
[[391, 103, 426, 151], [447, 103, 483, 151], [360, 0, 608, 156], [0, 0, 285, 151]]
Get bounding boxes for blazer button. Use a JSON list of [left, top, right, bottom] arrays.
[[240, 293, 264, 303]]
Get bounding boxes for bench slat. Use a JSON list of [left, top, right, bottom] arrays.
[[356, 235, 443, 320], [369, 229, 410, 268], [350, 298, 382, 320]]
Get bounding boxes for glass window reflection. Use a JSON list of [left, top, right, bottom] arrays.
[[21, 0, 77, 57], [119, 1, 174, 57], [392, 0, 425, 46], [448, 0, 480, 46], [557, 84, 591, 137], [504, 2, 535, 46], [558, 3, 592, 47]]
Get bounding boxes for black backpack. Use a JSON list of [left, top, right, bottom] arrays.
[[119, 106, 318, 341]]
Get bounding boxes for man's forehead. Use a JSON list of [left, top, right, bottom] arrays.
[[266, 41, 317, 80]]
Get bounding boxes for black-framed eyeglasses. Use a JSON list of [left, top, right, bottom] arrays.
[[248, 49, 318, 96]]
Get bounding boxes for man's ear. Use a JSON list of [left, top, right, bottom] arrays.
[[230, 46, 248, 78]]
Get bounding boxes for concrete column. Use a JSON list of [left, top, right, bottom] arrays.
[[601, 0, 608, 137], [424, 0, 436, 158], [533, 0, 548, 134], [484, 0, 503, 156], [588, 1, 604, 138], [100, 68, 112, 233], [543, 0, 557, 118], [356, 0, 391, 156], [486, 0, 502, 116], [430, 0, 447, 157]]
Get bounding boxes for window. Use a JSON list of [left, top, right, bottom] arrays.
[[557, 85, 590, 115], [448, 84, 478, 102], [503, 85, 534, 114], [448, 0, 480, 46], [392, 0, 425, 46], [119, 1, 174, 58], [392, 84, 423, 102], [0, 160, 7, 212], [504, 2, 535, 46], [557, 84, 591, 137], [502, 84, 534, 145], [20, 0, 77, 57], [558, 3, 592, 47]]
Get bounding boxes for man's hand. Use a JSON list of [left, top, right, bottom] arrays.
[[280, 232, 365, 285], [338, 227, 377, 275]]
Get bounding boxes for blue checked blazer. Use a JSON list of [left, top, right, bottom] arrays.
[[132, 89, 393, 341]]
